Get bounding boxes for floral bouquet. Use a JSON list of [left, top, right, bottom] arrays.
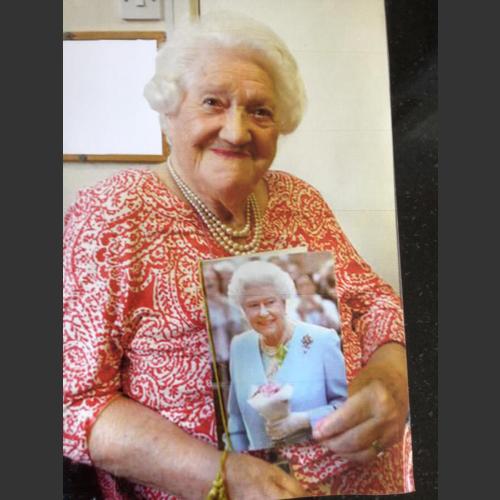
[[247, 382, 294, 423]]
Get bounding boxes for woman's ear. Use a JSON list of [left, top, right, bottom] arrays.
[[160, 114, 174, 147]]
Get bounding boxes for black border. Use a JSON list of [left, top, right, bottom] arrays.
[[385, 0, 438, 499], [5, 1, 63, 499]]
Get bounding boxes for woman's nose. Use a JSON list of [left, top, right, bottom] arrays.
[[219, 108, 251, 145], [259, 303, 269, 316]]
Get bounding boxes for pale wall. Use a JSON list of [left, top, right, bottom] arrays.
[[63, 0, 401, 292]]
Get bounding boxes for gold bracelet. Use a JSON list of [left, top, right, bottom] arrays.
[[206, 450, 229, 500]]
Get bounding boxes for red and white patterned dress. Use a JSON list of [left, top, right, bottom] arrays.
[[63, 168, 414, 498]]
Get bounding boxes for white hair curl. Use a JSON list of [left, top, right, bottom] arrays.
[[143, 11, 307, 134], [227, 260, 296, 307]]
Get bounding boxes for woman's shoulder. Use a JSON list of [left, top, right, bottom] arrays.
[[64, 168, 160, 226], [230, 330, 257, 349], [264, 170, 333, 222], [265, 170, 326, 201], [294, 321, 340, 344], [70, 168, 151, 207]]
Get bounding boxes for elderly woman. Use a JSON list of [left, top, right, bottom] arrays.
[[226, 260, 347, 452], [63, 12, 412, 499]]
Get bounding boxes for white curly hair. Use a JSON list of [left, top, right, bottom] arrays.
[[227, 260, 296, 307], [143, 11, 307, 135]]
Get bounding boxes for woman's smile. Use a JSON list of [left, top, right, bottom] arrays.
[[210, 147, 252, 159], [257, 317, 276, 329]]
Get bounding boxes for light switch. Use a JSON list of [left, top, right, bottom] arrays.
[[120, 0, 163, 20]]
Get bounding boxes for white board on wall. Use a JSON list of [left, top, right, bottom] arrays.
[[63, 32, 167, 162]]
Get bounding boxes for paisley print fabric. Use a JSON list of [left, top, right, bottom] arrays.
[[63, 168, 414, 498]]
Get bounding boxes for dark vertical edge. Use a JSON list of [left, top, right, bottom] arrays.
[[385, 0, 438, 498]]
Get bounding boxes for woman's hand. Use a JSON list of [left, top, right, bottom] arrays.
[[265, 412, 310, 441], [225, 453, 306, 499], [312, 343, 409, 464]]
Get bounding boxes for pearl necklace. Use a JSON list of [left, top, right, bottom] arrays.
[[167, 158, 263, 255]]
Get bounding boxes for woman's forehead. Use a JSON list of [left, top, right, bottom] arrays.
[[188, 51, 276, 98], [242, 283, 281, 300]]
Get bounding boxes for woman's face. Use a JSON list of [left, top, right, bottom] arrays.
[[241, 284, 287, 342], [164, 49, 279, 203], [203, 267, 221, 299], [295, 274, 317, 296]]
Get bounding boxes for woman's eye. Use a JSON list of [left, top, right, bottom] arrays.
[[202, 97, 220, 107], [253, 108, 274, 119]]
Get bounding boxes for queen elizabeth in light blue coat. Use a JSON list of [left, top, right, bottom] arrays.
[[225, 260, 348, 452]]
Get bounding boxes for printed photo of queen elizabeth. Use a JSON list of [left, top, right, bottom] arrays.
[[201, 251, 348, 452]]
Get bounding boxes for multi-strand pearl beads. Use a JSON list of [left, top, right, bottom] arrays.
[[167, 158, 263, 255]]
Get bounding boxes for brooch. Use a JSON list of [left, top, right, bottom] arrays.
[[301, 334, 313, 353]]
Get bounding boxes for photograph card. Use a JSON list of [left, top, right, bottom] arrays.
[[200, 249, 347, 456]]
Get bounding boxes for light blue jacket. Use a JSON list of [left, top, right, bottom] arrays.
[[227, 322, 348, 451]]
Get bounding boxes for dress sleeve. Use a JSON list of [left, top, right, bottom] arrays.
[[63, 191, 127, 465], [307, 330, 348, 427], [291, 175, 406, 365], [226, 379, 250, 452], [332, 222, 406, 365], [226, 342, 250, 452]]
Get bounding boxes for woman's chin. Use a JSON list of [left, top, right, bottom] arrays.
[[258, 327, 279, 339], [209, 162, 263, 187], [209, 177, 257, 201]]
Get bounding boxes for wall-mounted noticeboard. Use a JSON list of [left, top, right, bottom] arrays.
[[63, 31, 168, 163]]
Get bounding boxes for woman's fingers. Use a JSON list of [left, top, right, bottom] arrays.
[[251, 465, 306, 499], [312, 388, 373, 440], [319, 416, 381, 454], [266, 427, 283, 440], [313, 377, 406, 465], [266, 418, 283, 431], [266, 419, 283, 439], [273, 467, 307, 497], [225, 453, 306, 499]]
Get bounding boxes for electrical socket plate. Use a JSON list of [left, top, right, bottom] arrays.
[[121, 0, 162, 20]]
